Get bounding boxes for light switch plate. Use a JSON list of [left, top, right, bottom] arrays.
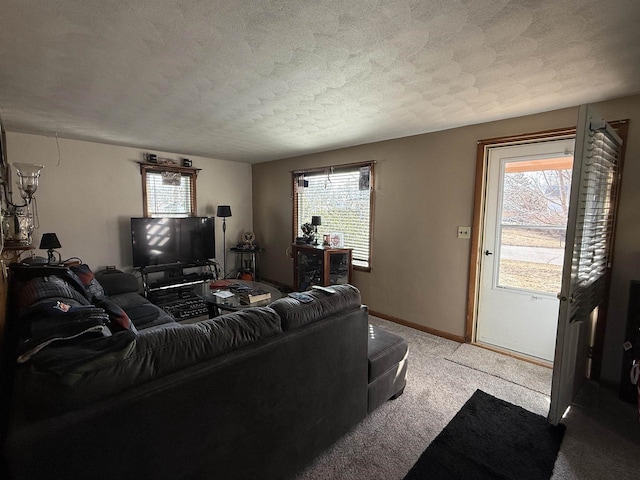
[[457, 226, 471, 239]]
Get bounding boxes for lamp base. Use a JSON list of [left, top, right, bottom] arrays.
[[46, 249, 61, 265]]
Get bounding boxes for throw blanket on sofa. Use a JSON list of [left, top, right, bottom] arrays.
[[17, 304, 112, 363], [14, 275, 137, 378]]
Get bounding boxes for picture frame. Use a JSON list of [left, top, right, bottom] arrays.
[[330, 232, 344, 248]]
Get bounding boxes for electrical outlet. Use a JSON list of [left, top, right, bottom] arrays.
[[457, 226, 471, 239]]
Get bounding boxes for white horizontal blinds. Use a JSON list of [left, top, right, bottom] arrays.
[[569, 125, 621, 320], [295, 164, 373, 268], [146, 170, 193, 217]]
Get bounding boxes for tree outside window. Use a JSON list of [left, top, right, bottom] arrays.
[[498, 159, 573, 294]]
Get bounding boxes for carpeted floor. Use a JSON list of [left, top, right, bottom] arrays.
[[446, 342, 552, 395], [295, 316, 640, 480]]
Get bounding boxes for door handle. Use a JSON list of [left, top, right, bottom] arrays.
[[484, 250, 493, 256], [557, 293, 574, 303]]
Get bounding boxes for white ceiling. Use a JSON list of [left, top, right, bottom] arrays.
[[1, 0, 640, 163]]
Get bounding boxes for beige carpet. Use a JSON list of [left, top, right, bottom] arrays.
[[446, 343, 553, 395]]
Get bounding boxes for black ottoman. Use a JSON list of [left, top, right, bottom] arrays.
[[367, 324, 408, 414]]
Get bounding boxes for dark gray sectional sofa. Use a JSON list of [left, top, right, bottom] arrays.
[[2, 267, 370, 480]]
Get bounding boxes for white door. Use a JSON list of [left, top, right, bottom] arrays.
[[548, 105, 623, 424], [477, 139, 575, 362]]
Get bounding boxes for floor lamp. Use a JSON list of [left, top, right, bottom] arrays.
[[217, 205, 232, 278]]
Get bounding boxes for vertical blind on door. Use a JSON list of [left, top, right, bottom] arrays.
[[568, 125, 622, 321], [293, 163, 374, 268]]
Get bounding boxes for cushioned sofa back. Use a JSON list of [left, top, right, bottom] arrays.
[[19, 307, 282, 416], [95, 271, 140, 296], [270, 284, 362, 331]]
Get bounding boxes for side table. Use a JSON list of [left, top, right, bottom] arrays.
[[230, 248, 263, 281], [291, 243, 352, 291]]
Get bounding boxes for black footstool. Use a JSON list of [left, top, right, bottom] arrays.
[[367, 324, 408, 414]]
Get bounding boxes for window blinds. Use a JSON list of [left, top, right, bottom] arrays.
[[145, 171, 193, 217], [568, 126, 622, 321], [295, 164, 373, 268]]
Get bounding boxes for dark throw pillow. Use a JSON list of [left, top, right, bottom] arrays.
[[69, 264, 106, 299], [93, 297, 138, 333]]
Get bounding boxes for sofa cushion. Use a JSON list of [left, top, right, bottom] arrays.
[[367, 325, 408, 381], [119, 302, 160, 327], [270, 284, 362, 331], [131, 307, 283, 369], [95, 271, 140, 296], [108, 292, 174, 329]]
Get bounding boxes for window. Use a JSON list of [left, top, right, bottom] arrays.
[[140, 163, 198, 217], [293, 162, 374, 270]]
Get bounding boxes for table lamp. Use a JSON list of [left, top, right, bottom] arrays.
[[39, 232, 61, 264], [311, 216, 321, 245]]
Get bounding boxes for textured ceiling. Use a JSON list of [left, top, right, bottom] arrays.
[[1, 0, 640, 163]]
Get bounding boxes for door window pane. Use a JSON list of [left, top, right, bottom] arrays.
[[497, 157, 573, 294]]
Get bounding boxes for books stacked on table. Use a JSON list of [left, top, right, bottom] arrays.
[[238, 290, 271, 304], [228, 283, 272, 305]]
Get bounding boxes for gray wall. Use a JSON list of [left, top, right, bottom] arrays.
[[252, 94, 640, 387]]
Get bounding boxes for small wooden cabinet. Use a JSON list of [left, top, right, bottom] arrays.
[[292, 244, 352, 291]]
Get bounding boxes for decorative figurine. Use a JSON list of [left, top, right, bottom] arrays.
[[301, 222, 315, 244]]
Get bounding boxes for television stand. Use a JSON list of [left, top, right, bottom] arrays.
[[139, 262, 216, 321]]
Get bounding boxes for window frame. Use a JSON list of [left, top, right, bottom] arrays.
[[292, 161, 375, 272], [140, 162, 200, 218]]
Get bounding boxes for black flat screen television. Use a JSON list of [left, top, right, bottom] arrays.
[[131, 217, 215, 268]]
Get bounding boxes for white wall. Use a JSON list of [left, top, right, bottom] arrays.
[[5, 133, 252, 271]]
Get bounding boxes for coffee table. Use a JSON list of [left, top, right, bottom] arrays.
[[193, 279, 282, 315]]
